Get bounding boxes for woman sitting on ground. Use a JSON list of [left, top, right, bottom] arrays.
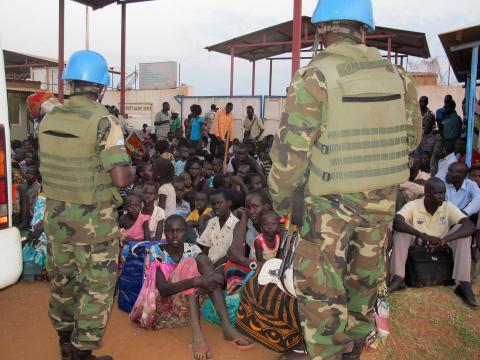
[[152, 215, 254, 360]]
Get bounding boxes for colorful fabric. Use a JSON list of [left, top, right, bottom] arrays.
[[236, 270, 302, 353], [224, 261, 250, 295], [150, 242, 202, 264], [175, 160, 186, 176], [185, 207, 212, 222], [213, 109, 234, 141], [254, 233, 280, 261], [170, 117, 182, 134], [176, 200, 191, 219], [202, 291, 240, 326], [125, 213, 151, 241], [190, 117, 205, 141], [155, 257, 202, 329]]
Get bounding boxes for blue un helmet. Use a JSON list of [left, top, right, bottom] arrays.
[[311, 0, 375, 32], [62, 50, 110, 87]]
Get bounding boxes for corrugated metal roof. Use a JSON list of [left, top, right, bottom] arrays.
[[71, 0, 154, 10], [439, 25, 480, 83], [206, 16, 430, 61]]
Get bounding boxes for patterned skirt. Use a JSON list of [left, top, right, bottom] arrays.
[[235, 270, 303, 353]]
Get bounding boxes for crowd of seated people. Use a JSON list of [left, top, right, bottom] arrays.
[[15, 96, 480, 359], [389, 95, 480, 308]]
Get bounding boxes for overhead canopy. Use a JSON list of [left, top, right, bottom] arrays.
[[206, 16, 430, 61], [71, 0, 151, 10], [439, 25, 480, 83]]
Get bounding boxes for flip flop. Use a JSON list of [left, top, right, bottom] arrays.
[[189, 344, 213, 360], [228, 337, 255, 350]]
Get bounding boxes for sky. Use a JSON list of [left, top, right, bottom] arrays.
[[1, 0, 479, 96]]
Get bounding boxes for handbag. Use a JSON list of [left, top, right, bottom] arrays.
[[405, 243, 454, 287], [129, 261, 163, 330]]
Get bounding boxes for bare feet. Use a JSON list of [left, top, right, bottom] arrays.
[[222, 326, 254, 348]]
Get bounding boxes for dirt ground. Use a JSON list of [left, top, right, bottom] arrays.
[[0, 279, 479, 360]]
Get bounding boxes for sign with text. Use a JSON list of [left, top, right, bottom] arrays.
[[139, 62, 177, 90], [123, 102, 153, 130]]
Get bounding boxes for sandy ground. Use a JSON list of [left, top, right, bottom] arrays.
[[0, 281, 277, 360]]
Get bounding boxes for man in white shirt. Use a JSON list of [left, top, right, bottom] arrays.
[[433, 139, 457, 179]]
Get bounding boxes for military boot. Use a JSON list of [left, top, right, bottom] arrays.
[[57, 330, 72, 360], [70, 347, 113, 360], [342, 337, 365, 360]]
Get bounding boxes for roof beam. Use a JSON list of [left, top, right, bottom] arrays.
[[451, 40, 480, 52]]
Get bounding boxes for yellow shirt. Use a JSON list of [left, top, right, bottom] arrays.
[[396, 198, 466, 238], [213, 109, 234, 141], [186, 207, 212, 222]]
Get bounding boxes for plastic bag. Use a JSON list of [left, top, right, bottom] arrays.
[[118, 242, 147, 312]]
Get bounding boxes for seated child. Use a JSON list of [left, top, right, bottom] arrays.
[[253, 211, 282, 264], [142, 181, 165, 240], [246, 173, 264, 191], [136, 161, 153, 185], [119, 194, 151, 242], [197, 189, 239, 268], [203, 160, 215, 188], [186, 192, 212, 230], [212, 158, 224, 176], [172, 177, 191, 218], [175, 146, 189, 176], [152, 215, 254, 358]]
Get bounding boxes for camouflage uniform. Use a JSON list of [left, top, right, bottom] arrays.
[[42, 97, 131, 351], [268, 40, 421, 359]]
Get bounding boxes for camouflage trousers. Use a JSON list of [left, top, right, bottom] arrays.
[[293, 192, 395, 359], [48, 237, 119, 350]]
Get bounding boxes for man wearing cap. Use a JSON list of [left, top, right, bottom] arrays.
[[268, 1, 421, 359], [39, 50, 133, 360]]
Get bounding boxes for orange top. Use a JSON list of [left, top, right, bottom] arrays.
[[213, 109, 235, 141]]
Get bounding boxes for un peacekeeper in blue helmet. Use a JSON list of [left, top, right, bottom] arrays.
[[39, 50, 133, 360], [268, 1, 421, 359]]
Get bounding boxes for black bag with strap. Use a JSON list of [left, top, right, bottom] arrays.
[[405, 243, 454, 287]]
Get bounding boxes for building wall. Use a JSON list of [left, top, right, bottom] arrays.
[[102, 86, 191, 130], [8, 92, 30, 142], [417, 84, 479, 115]]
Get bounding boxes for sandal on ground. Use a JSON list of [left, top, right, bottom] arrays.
[[189, 344, 213, 360]]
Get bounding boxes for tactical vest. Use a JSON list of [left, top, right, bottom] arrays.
[[306, 42, 411, 196], [39, 96, 120, 205]]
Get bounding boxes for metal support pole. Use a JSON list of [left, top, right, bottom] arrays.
[[58, 0, 65, 103], [292, 0, 302, 77], [387, 37, 392, 61], [230, 48, 234, 96], [466, 46, 479, 167], [85, 6, 89, 50], [251, 61, 256, 96], [120, 3, 126, 115], [394, 52, 398, 65], [269, 59, 273, 96]]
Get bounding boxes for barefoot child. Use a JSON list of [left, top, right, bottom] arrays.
[[153, 215, 254, 359], [141, 181, 165, 240], [119, 194, 151, 242], [253, 211, 282, 265]]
